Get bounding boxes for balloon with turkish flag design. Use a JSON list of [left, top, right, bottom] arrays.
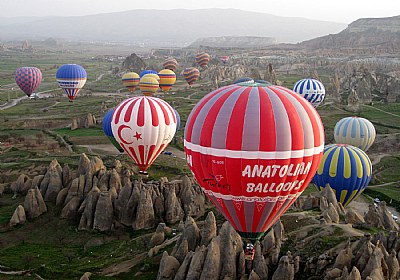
[[111, 96, 177, 175], [184, 82, 325, 241]]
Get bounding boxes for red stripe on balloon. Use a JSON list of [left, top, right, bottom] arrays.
[[138, 145, 145, 166], [153, 98, 170, 125], [148, 144, 165, 167], [185, 86, 229, 142], [148, 98, 159, 126], [137, 98, 145, 127], [258, 87, 276, 151], [200, 87, 234, 147], [114, 98, 131, 124]]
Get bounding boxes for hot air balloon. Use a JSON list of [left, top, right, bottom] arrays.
[[111, 96, 177, 175], [139, 76, 159, 96], [219, 56, 229, 64], [185, 82, 324, 243], [173, 108, 180, 133], [158, 69, 176, 93], [102, 109, 124, 153], [139, 70, 158, 78], [293, 78, 325, 108], [183, 67, 200, 86], [334, 117, 376, 151], [15, 67, 42, 97], [195, 52, 211, 69], [163, 58, 178, 72], [122, 72, 140, 93], [312, 144, 372, 207], [234, 77, 254, 84], [56, 64, 87, 101]]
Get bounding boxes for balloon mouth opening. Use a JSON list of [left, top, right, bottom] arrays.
[[237, 230, 269, 243]]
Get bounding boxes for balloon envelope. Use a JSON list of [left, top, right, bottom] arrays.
[[102, 109, 124, 152], [56, 64, 87, 100], [139, 76, 159, 96], [184, 83, 324, 241], [111, 96, 177, 172], [122, 72, 140, 93], [312, 144, 372, 206], [293, 78, 325, 108], [334, 117, 376, 151], [163, 58, 178, 72], [15, 67, 42, 97], [183, 67, 200, 85], [195, 52, 211, 69], [158, 69, 176, 93]]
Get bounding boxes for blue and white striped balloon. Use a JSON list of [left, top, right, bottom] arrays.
[[293, 78, 325, 108], [334, 117, 376, 151]]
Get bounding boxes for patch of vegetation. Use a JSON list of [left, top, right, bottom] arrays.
[[372, 155, 400, 184], [0, 194, 25, 225], [364, 187, 400, 212]]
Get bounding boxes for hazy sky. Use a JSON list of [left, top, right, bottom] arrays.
[[1, 0, 399, 23]]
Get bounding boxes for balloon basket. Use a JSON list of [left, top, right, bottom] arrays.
[[244, 242, 255, 261], [138, 171, 149, 185]]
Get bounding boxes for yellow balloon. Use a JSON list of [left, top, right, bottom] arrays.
[[158, 69, 176, 92], [122, 72, 140, 93], [139, 76, 159, 96]]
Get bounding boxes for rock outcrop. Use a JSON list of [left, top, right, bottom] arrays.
[[121, 53, 146, 71], [71, 113, 97, 130], [272, 255, 294, 280], [24, 186, 47, 219], [9, 205, 26, 226], [8, 154, 207, 233], [156, 251, 180, 280], [364, 202, 399, 231]]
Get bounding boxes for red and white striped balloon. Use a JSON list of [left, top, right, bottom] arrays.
[[112, 96, 177, 172], [184, 83, 324, 240]]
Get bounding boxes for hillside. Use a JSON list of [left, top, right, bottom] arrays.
[[299, 15, 400, 51], [188, 36, 278, 48], [0, 9, 346, 46]]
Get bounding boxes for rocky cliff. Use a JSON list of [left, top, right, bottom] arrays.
[[300, 16, 400, 52]]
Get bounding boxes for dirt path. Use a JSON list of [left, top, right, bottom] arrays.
[[0, 89, 58, 110], [0, 95, 27, 110]]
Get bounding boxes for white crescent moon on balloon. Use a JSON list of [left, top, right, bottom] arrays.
[[118, 125, 133, 145]]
